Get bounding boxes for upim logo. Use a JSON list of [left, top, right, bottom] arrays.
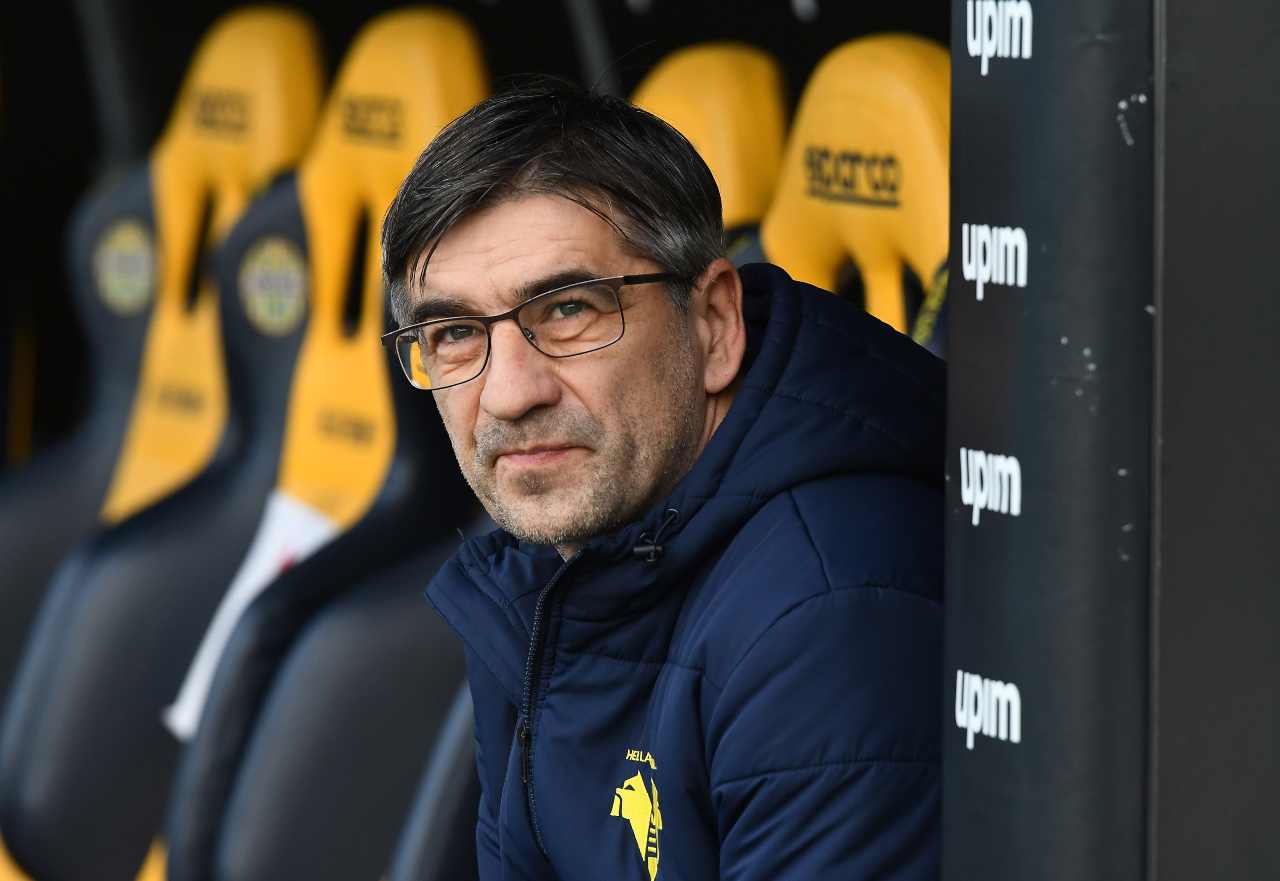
[[966, 0, 1034, 76], [960, 222, 1027, 301], [955, 668, 1022, 749], [959, 447, 1022, 525]]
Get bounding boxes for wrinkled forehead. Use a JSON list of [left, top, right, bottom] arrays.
[[403, 192, 641, 308]]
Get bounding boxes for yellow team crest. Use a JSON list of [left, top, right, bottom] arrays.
[[610, 751, 662, 880]]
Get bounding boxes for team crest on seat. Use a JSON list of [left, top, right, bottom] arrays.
[[610, 753, 663, 880]]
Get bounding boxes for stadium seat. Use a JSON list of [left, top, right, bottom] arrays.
[[156, 10, 487, 880], [630, 43, 787, 263], [0, 166, 156, 714], [0, 8, 324, 879], [760, 34, 950, 355], [388, 685, 482, 881], [0, 7, 322, 708], [167, 529, 484, 881]]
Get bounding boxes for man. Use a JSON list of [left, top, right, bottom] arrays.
[[381, 80, 944, 880]]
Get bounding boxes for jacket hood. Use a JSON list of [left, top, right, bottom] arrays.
[[429, 263, 944, 675]]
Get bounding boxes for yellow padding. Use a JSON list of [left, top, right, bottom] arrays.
[[761, 35, 949, 332], [280, 9, 488, 527], [100, 8, 324, 523], [0, 833, 30, 880], [632, 43, 786, 231], [134, 840, 165, 881]]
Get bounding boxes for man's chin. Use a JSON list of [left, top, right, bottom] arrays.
[[486, 492, 579, 544], [498, 516, 583, 548], [488, 490, 626, 549], [476, 464, 640, 548]]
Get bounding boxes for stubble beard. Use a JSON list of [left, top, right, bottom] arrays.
[[459, 333, 704, 549]]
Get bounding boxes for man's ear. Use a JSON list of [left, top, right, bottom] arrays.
[[690, 258, 746, 396]]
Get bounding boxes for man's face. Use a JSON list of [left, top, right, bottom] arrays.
[[406, 194, 709, 550]]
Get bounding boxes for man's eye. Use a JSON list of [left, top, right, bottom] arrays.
[[432, 324, 476, 346], [553, 300, 589, 318]]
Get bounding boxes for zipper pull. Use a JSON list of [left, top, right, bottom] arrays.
[[518, 719, 531, 784]]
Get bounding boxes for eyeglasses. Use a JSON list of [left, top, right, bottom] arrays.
[[381, 272, 685, 391]]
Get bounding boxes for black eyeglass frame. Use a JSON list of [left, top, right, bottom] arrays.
[[380, 271, 686, 391]]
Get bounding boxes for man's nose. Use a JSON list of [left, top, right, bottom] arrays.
[[477, 319, 561, 421]]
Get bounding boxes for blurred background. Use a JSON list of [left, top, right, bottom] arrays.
[[2, 0, 948, 460]]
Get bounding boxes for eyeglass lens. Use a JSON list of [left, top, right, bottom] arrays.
[[396, 280, 624, 390]]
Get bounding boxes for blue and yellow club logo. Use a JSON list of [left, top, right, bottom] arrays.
[[239, 236, 307, 336], [94, 219, 155, 315]]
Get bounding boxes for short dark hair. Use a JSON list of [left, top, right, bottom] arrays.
[[381, 77, 724, 323]]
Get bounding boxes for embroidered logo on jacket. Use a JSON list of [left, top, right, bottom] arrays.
[[610, 751, 662, 880]]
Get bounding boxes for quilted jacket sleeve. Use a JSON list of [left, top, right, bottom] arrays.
[[465, 646, 518, 881], [707, 588, 942, 881]]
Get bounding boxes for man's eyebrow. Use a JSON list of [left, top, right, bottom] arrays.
[[404, 267, 608, 325], [510, 268, 604, 305], [403, 295, 476, 325]]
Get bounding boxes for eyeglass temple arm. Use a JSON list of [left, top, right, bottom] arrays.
[[621, 272, 686, 285]]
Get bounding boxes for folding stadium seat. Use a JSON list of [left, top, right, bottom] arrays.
[[630, 43, 787, 264], [0, 9, 326, 880], [760, 35, 950, 355], [0, 8, 322, 706], [387, 685, 482, 881], [144, 10, 487, 881], [165, 524, 487, 881]]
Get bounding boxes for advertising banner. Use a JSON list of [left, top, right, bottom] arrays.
[[944, 2, 1154, 878]]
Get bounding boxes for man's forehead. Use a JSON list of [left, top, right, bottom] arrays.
[[455, 194, 620, 254], [404, 194, 629, 306]]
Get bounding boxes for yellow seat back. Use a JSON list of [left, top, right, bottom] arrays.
[[279, 8, 488, 529], [100, 8, 324, 522], [631, 43, 786, 233], [761, 35, 949, 335]]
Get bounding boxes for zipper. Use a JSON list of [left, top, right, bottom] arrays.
[[517, 553, 577, 857]]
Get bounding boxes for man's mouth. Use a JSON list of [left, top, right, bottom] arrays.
[[493, 445, 583, 468]]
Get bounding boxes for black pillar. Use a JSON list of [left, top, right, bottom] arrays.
[[944, 1, 1280, 879], [944, 1, 1154, 878]]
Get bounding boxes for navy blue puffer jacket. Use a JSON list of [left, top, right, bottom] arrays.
[[427, 263, 945, 881]]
